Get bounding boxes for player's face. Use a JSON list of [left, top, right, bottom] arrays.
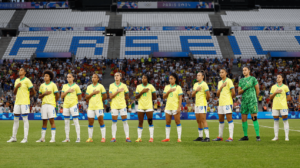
[[142, 75, 148, 84], [220, 70, 227, 78], [19, 68, 26, 76], [169, 76, 175, 85], [114, 73, 121, 81], [277, 75, 283, 83], [67, 74, 74, 83], [197, 73, 204, 81], [92, 74, 99, 83], [44, 74, 50, 82], [243, 67, 250, 76]]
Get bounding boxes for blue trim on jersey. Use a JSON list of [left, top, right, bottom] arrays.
[[54, 91, 58, 93], [39, 92, 42, 94], [77, 93, 81, 95], [109, 91, 112, 93], [177, 124, 181, 127], [219, 121, 224, 124], [100, 124, 105, 128], [51, 128, 56, 130], [205, 89, 209, 91], [149, 125, 153, 127], [204, 127, 209, 130], [166, 125, 171, 127], [85, 93, 89, 95], [136, 92, 139, 94], [29, 86, 33, 89], [42, 127, 47, 130], [230, 87, 234, 89], [286, 92, 290, 95], [228, 120, 233, 124], [198, 128, 203, 131], [102, 92, 106, 94], [138, 127, 143, 129], [125, 91, 129, 94], [122, 118, 127, 121], [112, 120, 117, 122], [73, 116, 78, 118], [152, 91, 156, 93], [178, 93, 183, 95], [22, 114, 28, 117], [64, 116, 70, 118], [88, 125, 93, 128], [274, 118, 279, 121], [283, 118, 288, 121], [163, 92, 166, 94]]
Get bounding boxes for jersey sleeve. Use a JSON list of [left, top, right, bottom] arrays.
[[76, 85, 82, 95], [27, 79, 33, 89], [178, 86, 183, 95], [285, 86, 290, 95], [253, 77, 258, 86], [193, 84, 196, 91], [163, 86, 168, 94], [124, 85, 129, 94], [135, 85, 140, 94], [228, 80, 234, 89], [217, 82, 221, 90], [270, 86, 275, 94], [109, 84, 113, 93], [204, 83, 209, 92], [86, 86, 91, 95], [14, 79, 18, 88], [238, 79, 242, 87], [62, 85, 66, 93], [151, 85, 156, 93], [101, 85, 106, 94], [39, 84, 43, 94], [53, 83, 58, 93]]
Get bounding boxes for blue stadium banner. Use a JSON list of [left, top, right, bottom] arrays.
[[123, 26, 212, 31], [36, 52, 72, 58], [0, 2, 68, 9], [117, 1, 214, 9], [19, 27, 106, 32], [152, 52, 190, 58], [1, 112, 300, 120]]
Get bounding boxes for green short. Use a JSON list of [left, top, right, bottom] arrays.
[[240, 103, 258, 115]]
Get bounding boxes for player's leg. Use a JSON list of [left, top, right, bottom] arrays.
[[213, 106, 224, 141], [162, 111, 172, 142], [136, 111, 144, 142], [226, 113, 234, 142], [239, 105, 249, 141], [200, 112, 210, 142], [21, 105, 30, 143], [62, 108, 71, 142], [272, 109, 280, 141], [96, 109, 106, 142], [250, 103, 260, 141], [281, 109, 289, 141], [110, 109, 118, 142], [146, 111, 154, 142], [194, 113, 203, 141], [47, 104, 56, 142], [87, 110, 95, 142], [174, 111, 182, 142], [49, 118, 56, 143], [8, 105, 21, 142], [71, 105, 80, 142], [37, 119, 47, 142], [120, 108, 130, 142]]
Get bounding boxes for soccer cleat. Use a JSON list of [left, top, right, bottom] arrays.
[[226, 138, 233, 142], [20, 138, 27, 143], [239, 136, 249, 141], [193, 137, 203, 141], [212, 137, 223, 141], [161, 139, 170, 142], [110, 138, 116, 142], [201, 138, 210, 142], [135, 138, 142, 142], [256, 136, 261, 141], [86, 138, 93, 143], [7, 137, 17, 143], [49, 139, 55, 143], [271, 137, 279, 141], [177, 139, 182, 142], [36, 138, 45, 142], [285, 138, 289, 141], [76, 138, 80, 143], [149, 138, 154, 142], [126, 138, 132, 142], [101, 138, 106, 143], [62, 139, 70, 142]]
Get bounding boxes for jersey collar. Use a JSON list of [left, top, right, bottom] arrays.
[[222, 78, 228, 83], [277, 83, 283, 87], [198, 81, 203, 85], [114, 82, 121, 87], [170, 84, 176, 88], [45, 81, 51, 86], [20, 77, 26, 81], [142, 83, 148, 88], [68, 83, 75, 87], [93, 83, 99, 87]]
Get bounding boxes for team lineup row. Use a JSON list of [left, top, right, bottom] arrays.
[[6, 67, 292, 143]]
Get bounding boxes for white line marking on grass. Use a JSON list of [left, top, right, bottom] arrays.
[[235, 123, 300, 132]]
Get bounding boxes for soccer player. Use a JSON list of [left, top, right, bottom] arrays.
[[238, 67, 260, 141], [7, 68, 36, 143], [213, 69, 235, 142], [61, 73, 82, 143], [161, 73, 183, 142], [192, 72, 211, 142], [36, 70, 59, 143], [109, 72, 131, 142], [85, 74, 107, 143], [135, 75, 157, 142], [270, 74, 291, 141]]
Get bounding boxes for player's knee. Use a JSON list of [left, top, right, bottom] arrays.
[[252, 116, 257, 121], [148, 118, 153, 125]]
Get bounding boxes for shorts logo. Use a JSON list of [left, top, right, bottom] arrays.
[[200, 106, 203, 110], [226, 106, 229, 110]]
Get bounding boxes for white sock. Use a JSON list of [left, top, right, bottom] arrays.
[[12, 116, 19, 138], [51, 128, 56, 140], [219, 122, 225, 138], [123, 119, 129, 139], [64, 119, 70, 139], [100, 125, 106, 139], [23, 115, 29, 139], [198, 128, 203, 137], [283, 119, 289, 139], [137, 127, 143, 139], [73, 118, 80, 139], [88, 125, 93, 139], [274, 119, 279, 138], [177, 124, 182, 139], [204, 127, 209, 138], [149, 125, 154, 139], [41, 128, 46, 139], [112, 121, 117, 139], [228, 120, 234, 139], [166, 125, 171, 139]]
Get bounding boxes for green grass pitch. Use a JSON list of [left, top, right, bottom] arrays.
[[0, 119, 300, 168]]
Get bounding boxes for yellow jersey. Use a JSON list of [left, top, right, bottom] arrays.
[[218, 78, 234, 106], [39, 82, 58, 107], [86, 83, 106, 110], [62, 83, 82, 108], [109, 82, 129, 109], [270, 84, 290, 110], [14, 77, 33, 105], [163, 84, 183, 110], [135, 83, 156, 110], [193, 81, 209, 106]]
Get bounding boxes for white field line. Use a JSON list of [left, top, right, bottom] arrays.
[[235, 122, 300, 132]]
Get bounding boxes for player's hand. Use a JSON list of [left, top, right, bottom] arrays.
[[141, 88, 149, 93], [196, 86, 202, 92], [93, 90, 100, 95], [276, 89, 282, 94], [16, 83, 22, 88], [117, 88, 124, 93], [168, 88, 176, 93], [67, 88, 75, 93], [176, 108, 181, 114], [221, 82, 227, 88], [44, 91, 52, 95]]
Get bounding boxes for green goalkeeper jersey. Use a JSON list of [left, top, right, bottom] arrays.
[[238, 76, 258, 105]]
